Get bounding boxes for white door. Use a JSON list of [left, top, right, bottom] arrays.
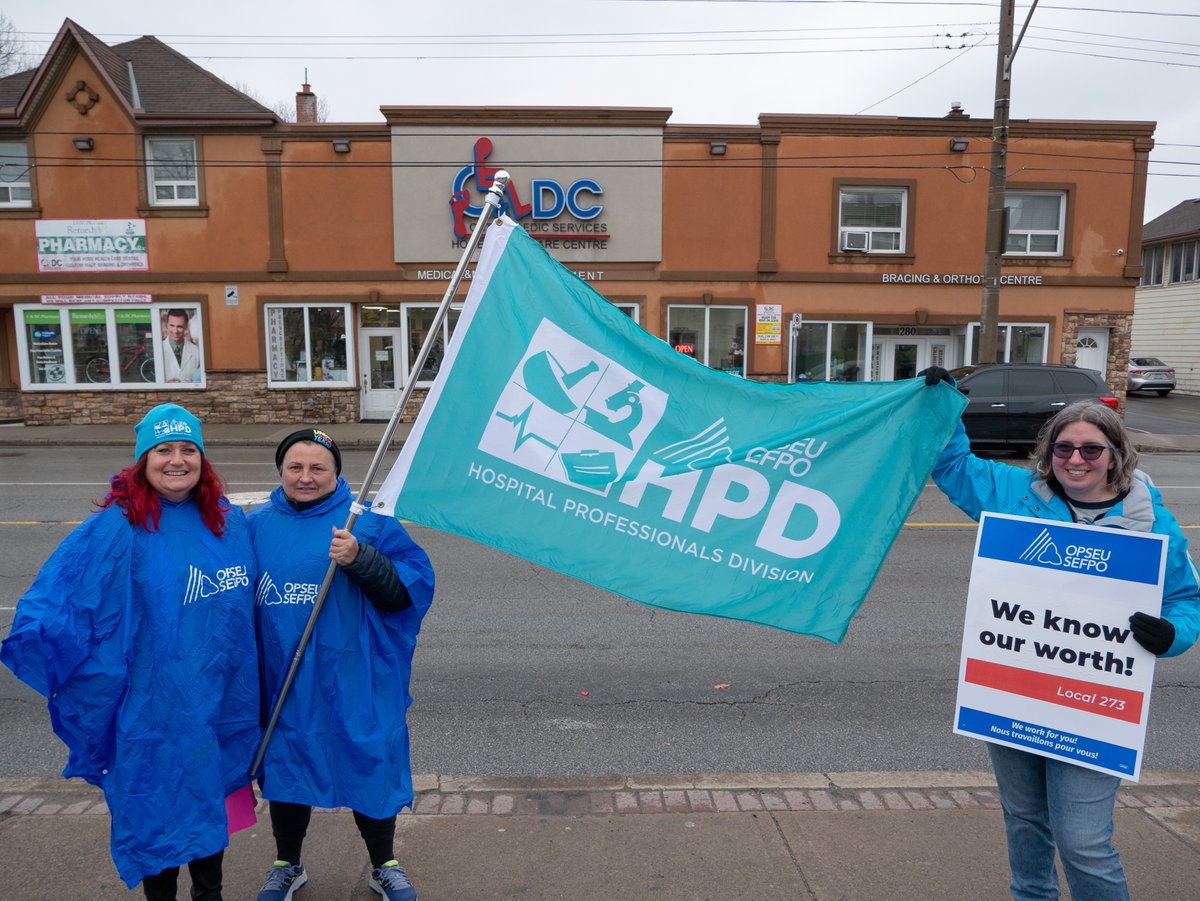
[[1075, 329, 1108, 377], [872, 337, 950, 381], [359, 328, 401, 420]]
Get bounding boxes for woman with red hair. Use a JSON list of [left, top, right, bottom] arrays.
[[1, 403, 260, 900]]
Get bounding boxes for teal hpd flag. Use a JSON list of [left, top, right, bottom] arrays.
[[374, 218, 967, 642]]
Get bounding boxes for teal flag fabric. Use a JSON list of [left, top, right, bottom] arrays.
[[375, 218, 967, 642]]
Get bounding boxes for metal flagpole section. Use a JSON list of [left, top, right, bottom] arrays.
[[249, 171, 511, 779]]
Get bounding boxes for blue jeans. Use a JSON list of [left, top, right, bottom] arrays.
[[988, 743, 1129, 901]]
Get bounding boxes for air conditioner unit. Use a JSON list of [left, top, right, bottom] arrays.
[[841, 231, 869, 252]]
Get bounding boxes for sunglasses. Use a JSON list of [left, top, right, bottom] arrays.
[[1051, 442, 1111, 462]]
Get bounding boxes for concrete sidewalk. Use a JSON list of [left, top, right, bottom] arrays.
[[3, 771, 1200, 899]]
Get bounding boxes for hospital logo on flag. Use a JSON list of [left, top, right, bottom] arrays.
[[479, 318, 668, 496]]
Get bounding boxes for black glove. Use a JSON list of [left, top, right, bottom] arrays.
[[918, 366, 952, 387], [1130, 612, 1175, 656]]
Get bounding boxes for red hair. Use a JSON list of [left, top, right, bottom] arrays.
[[99, 456, 228, 537]]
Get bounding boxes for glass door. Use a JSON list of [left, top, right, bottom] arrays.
[[873, 336, 948, 382], [359, 328, 400, 420], [891, 342, 918, 380]]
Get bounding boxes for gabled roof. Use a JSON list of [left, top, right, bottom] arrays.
[[1144, 199, 1200, 244], [0, 69, 33, 109], [0, 18, 276, 126]]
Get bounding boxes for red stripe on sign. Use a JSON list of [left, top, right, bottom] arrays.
[[528, 234, 610, 241], [964, 658, 1143, 724]]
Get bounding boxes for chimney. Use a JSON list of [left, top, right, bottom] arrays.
[[946, 101, 969, 119], [296, 83, 317, 124]]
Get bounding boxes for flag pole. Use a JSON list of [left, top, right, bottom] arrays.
[[249, 172, 511, 779]]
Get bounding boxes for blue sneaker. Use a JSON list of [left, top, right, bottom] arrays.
[[256, 861, 307, 901], [369, 860, 416, 901]]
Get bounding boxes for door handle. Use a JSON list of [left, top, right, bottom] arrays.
[[990, 403, 1006, 408], [1050, 402, 1066, 407]]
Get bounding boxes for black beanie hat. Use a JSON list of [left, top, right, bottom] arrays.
[[275, 428, 342, 474]]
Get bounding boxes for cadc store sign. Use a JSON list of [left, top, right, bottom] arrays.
[[390, 124, 662, 264]]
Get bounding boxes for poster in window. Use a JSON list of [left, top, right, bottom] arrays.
[[755, 304, 782, 345], [23, 308, 66, 384], [160, 307, 204, 384]]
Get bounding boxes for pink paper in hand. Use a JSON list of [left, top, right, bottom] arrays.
[[225, 784, 257, 835]]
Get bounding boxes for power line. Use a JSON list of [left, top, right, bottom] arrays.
[[13, 24, 987, 46], [1024, 35, 1200, 61], [611, 0, 1200, 17], [1024, 44, 1200, 68], [856, 33, 986, 113]]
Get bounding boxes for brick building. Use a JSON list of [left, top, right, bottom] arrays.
[[0, 19, 1154, 424]]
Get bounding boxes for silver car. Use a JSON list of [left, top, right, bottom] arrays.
[[1127, 356, 1176, 397]]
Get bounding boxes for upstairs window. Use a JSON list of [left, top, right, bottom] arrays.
[[1005, 191, 1065, 256], [0, 141, 32, 208], [1140, 245, 1165, 286], [838, 187, 906, 254], [146, 138, 198, 206], [1168, 239, 1199, 284]]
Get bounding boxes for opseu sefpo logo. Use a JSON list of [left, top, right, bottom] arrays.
[[1020, 528, 1112, 573]]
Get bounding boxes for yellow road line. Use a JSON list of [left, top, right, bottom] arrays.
[[0, 521, 83, 526]]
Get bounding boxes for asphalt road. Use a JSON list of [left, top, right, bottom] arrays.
[[1125, 390, 1200, 436], [1, 444, 1198, 780]]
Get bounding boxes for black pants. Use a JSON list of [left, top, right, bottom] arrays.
[[270, 799, 397, 868], [141, 850, 223, 901]]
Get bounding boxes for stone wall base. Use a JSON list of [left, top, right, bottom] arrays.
[[0, 388, 21, 422], [15, 372, 363, 425]]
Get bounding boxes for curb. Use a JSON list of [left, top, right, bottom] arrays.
[[6, 772, 1200, 818]]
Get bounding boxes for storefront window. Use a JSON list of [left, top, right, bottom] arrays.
[[406, 305, 462, 383], [667, 307, 704, 362], [70, 309, 109, 383], [1008, 325, 1046, 364], [793, 321, 870, 382], [794, 322, 829, 381], [23, 309, 66, 385], [266, 304, 352, 387], [666, 305, 747, 376], [614, 303, 638, 323], [16, 303, 203, 389], [967, 323, 1048, 364], [115, 309, 157, 383]]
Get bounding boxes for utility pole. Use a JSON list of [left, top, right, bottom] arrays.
[[978, 0, 1016, 364], [978, 0, 1039, 364]]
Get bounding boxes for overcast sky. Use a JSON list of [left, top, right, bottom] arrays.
[[10, 0, 1200, 220]]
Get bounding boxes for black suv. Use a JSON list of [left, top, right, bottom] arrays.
[[949, 363, 1119, 448]]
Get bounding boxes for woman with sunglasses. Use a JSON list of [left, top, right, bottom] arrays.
[[922, 369, 1199, 901]]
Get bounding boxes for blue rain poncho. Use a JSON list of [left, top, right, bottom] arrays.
[[249, 478, 435, 818], [0, 499, 260, 888]]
